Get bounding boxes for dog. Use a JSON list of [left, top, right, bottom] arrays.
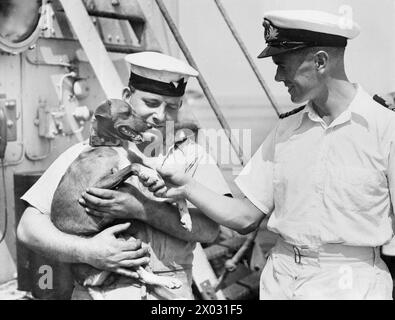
[[50, 99, 196, 299]]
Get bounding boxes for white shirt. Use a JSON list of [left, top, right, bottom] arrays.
[[235, 85, 395, 247], [22, 139, 231, 271]]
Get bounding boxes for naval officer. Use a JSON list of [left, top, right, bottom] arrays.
[[142, 10, 395, 299]]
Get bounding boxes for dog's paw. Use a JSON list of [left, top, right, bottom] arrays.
[[180, 214, 192, 232], [82, 270, 111, 287], [181, 216, 192, 232], [162, 277, 183, 289], [177, 200, 192, 232]]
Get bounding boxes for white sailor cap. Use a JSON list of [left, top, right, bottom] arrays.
[[258, 10, 361, 58], [124, 52, 199, 97]]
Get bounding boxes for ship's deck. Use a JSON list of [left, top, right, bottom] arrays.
[[0, 279, 32, 300]]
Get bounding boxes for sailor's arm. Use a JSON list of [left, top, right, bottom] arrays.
[[17, 206, 149, 277], [17, 206, 90, 263], [80, 185, 220, 243], [137, 199, 220, 243]]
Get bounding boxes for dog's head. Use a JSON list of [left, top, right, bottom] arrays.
[[93, 99, 150, 143]]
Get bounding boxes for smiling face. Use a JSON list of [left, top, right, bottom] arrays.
[[272, 49, 322, 103], [122, 87, 182, 130]]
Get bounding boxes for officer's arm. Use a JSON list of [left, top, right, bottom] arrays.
[[139, 169, 266, 234], [184, 179, 265, 234]]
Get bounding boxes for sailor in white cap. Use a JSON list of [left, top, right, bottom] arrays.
[[142, 11, 395, 299], [17, 52, 231, 299], [124, 51, 198, 97]]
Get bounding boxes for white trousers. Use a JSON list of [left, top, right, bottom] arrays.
[[71, 269, 194, 300], [260, 239, 393, 300]]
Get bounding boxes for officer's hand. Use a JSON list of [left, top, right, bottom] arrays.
[[139, 164, 192, 201], [83, 222, 150, 279], [79, 184, 145, 220]]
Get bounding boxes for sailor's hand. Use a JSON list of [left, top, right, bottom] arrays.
[[84, 222, 150, 278], [79, 183, 145, 220]]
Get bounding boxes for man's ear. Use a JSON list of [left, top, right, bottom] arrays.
[[122, 87, 132, 101], [314, 51, 329, 72]]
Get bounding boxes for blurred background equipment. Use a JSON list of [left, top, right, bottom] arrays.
[[0, 0, 395, 300], [0, 100, 7, 159], [0, 101, 8, 245], [0, 0, 44, 54]]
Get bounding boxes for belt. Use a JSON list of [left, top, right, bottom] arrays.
[[274, 238, 379, 265]]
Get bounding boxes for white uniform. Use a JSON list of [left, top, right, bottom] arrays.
[[235, 85, 395, 299], [22, 139, 231, 300]]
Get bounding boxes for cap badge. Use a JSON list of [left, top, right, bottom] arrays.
[[263, 20, 279, 42], [171, 78, 186, 89]]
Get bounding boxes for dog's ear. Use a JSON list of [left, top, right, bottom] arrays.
[[109, 99, 132, 120], [94, 99, 132, 121], [94, 99, 113, 120]]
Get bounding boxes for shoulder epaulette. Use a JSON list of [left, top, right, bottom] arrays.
[[279, 105, 306, 119], [373, 94, 391, 109]]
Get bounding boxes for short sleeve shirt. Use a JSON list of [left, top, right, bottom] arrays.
[[235, 85, 395, 247], [21, 139, 231, 272]]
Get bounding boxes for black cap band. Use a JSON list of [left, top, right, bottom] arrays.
[[267, 28, 347, 48], [128, 71, 187, 97], [258, 19, 348, 58]]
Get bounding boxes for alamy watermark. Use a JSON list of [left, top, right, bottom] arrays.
[[38, 265, 53, 290], [139, 121, 252, 175]]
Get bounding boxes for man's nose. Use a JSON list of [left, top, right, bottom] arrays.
[[152, 103, 166, 125], [274, 68, 284, 82]]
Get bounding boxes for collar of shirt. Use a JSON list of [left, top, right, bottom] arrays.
[[294, 84, 372, 131]]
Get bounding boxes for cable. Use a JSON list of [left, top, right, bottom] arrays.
[[58, 71, 77, 105], [0, 159, 8, 244]]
